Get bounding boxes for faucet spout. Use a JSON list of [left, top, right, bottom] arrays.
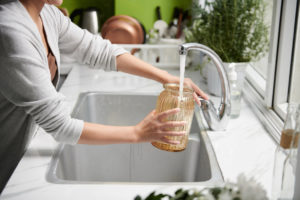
[[179, 43, 231, 131]]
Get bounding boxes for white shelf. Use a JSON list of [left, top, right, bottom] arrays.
[[119, 44, 180, 69]]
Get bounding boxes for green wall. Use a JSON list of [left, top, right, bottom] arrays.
[[115, 0, 192, 32], [61, 0, 192, 32]]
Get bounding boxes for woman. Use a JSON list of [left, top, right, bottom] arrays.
[[0, 0, 208, 192]]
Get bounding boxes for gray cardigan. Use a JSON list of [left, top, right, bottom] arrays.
[[0, 0, 126, 191]]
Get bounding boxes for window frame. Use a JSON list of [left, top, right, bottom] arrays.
[[272, 0, 299, 119], [244, 0, 299, 142]]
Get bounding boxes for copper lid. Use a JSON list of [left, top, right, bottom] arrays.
[[101, 15, 144, 44]]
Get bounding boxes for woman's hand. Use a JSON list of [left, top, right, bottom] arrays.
[[183, 77, 209, 105], [165, 75, 209, 105], [134, 108, 186, 144]]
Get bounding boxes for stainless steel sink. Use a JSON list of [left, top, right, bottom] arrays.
[[46, 92, 223, 184]]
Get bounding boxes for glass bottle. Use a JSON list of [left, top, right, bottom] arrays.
[[272, 103, 300, 200], [152, 83, 195, 152], [228, 64, 242, 118]]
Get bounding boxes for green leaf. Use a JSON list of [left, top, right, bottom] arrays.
[[185, 0, 269, 62], [210, 187, 222, 199], [143, 191, 171, 200], [171, 189, 189, 200], [134, 195, 142, 200], [175, 189, 183, 195]]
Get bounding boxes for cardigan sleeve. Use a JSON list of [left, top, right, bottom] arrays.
[[0, 28, 84, 145], [51, 6, 128, 71]]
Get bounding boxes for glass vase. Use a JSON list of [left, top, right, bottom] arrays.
[[152, 83, 195, 152]]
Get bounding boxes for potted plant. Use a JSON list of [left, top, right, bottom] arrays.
[[184, 0, 269, 96]]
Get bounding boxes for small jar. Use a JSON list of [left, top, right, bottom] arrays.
[[152, 83, 195, 152]]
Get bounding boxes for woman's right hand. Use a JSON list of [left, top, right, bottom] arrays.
[[134, 108, 186, 144]]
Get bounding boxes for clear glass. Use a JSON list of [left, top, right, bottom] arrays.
[[230, 79, 242, 118], [251, 0, 274, 80], [272, 103, 300, 200], [152, 84, 195, 152], [272, 146, 296, 199]]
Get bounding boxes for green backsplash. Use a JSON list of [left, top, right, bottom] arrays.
[[61, 0, 192, 32], [115, 0, 192, 32]]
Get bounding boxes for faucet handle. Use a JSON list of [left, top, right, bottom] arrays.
[[198, 97, 228, 130], [199, 98, 219, 116], [198, 97, 212, 109]]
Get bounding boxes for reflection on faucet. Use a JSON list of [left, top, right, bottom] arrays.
[[179, 43, 231, 131]]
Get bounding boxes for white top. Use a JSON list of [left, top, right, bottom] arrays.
[[0, 1, 127, 145], [0, 1, 128, 191]]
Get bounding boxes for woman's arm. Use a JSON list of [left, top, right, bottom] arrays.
[[116, 53, 174, 84], [116, 53, 209, 103], [78, 108, 186, 145]]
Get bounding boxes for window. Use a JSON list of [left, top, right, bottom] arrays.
[[245, 0, 300, 142], [251, 0, 274, 80], [272, 0, 299, 118]]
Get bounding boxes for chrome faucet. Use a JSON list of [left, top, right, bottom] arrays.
[[179, 43, 231, 131]]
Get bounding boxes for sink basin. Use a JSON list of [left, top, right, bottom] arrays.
[[46, 92, 223, 184]]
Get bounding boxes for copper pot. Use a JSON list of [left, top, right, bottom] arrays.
[[101, 15, 145, 44]]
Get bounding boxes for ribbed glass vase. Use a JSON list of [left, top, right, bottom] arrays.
[[152, 83, 195, 152]]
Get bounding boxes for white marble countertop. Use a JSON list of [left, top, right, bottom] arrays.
[[1, 64, 277, 199]]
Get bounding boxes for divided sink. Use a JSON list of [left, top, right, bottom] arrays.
[[46, 92, 223, 184]]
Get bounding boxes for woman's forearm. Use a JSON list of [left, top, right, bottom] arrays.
[[78, 122, 138, 145], [78, 108, 186, 145], [116, 53, 179, 84], [116, 53, 209, 101]]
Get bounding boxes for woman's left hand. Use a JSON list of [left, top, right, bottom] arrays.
[[183, 78, 209, 105]]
